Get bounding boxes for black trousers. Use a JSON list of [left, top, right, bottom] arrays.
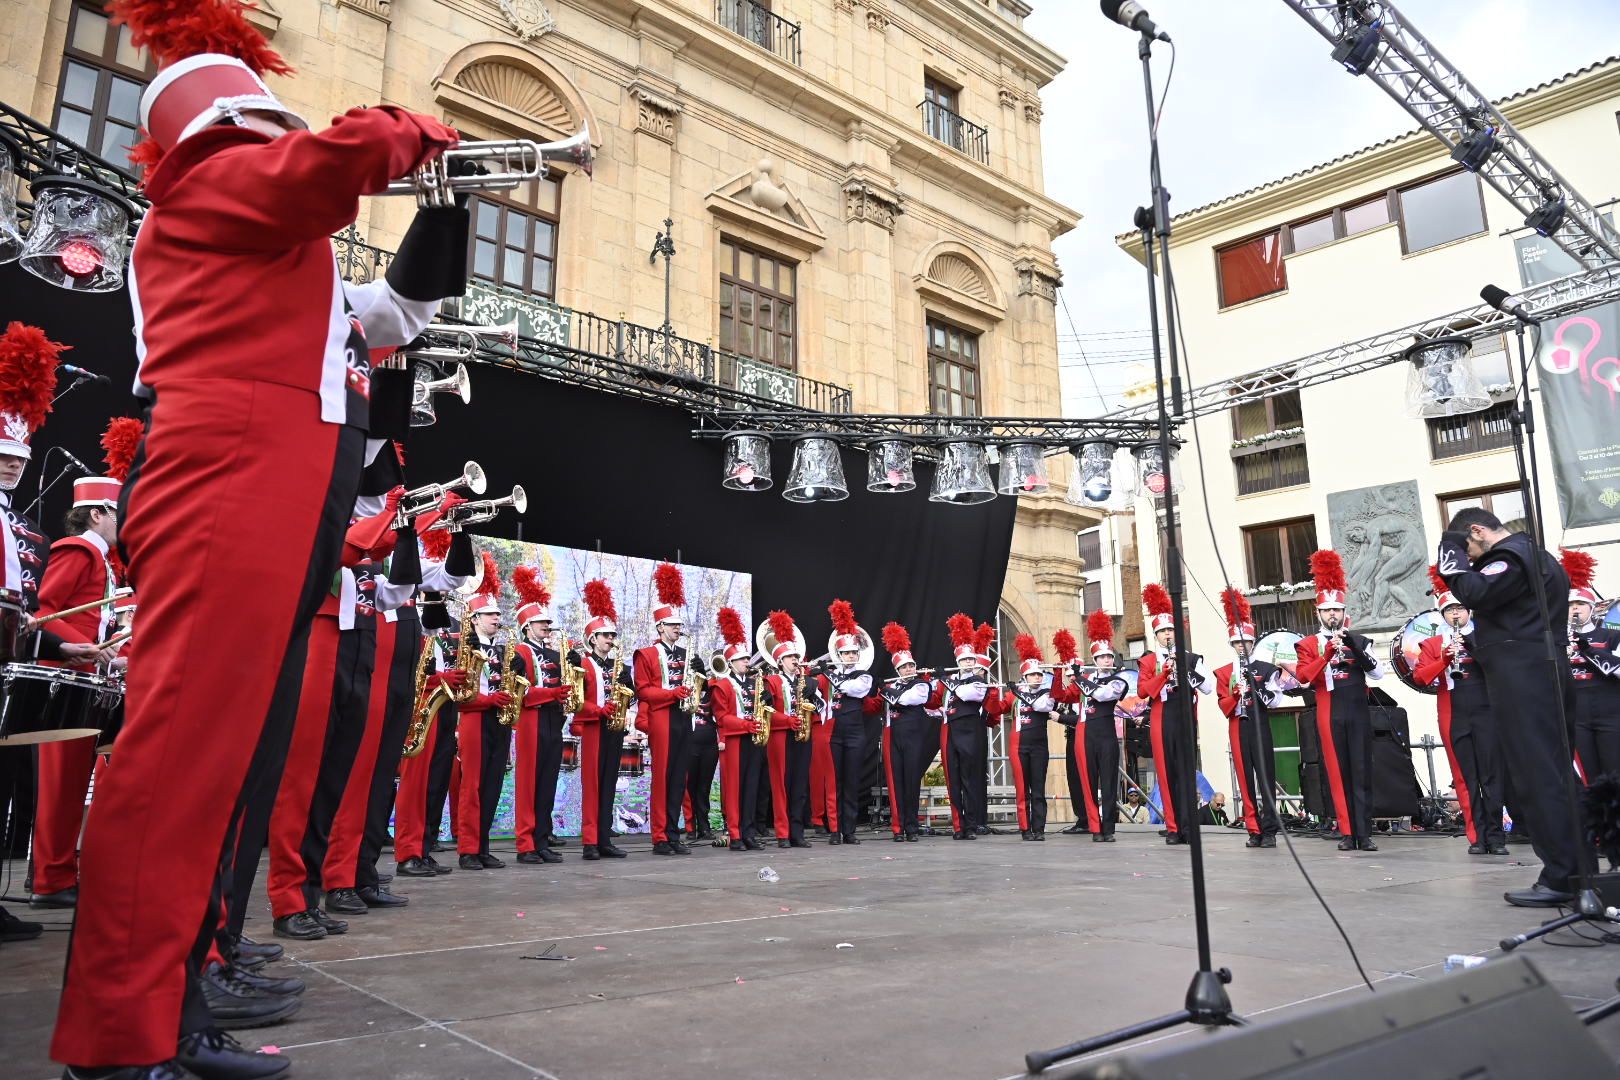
[[356, 615, 420, 889], [738, 737, 765, 841], [1085, 723, 1120, 837], [1235, 707, 1281, 838], [1063, 725, 1085, 820], [1452, 721, 1506, 847], [861, 712, 885, 825], [890, 715, 930, 835], [947, 721, 989, 833], [526, 707, 566, 847], [593, 724, 625, 843], [424, 706, 459, 847], [467, 712, 508, 856], [297, 623, 377, 909], [829, 713, 866, 839], [658, 709, 692, 843], [1329, 705, 1373, 841], [786, 734, 813, 841], [1017, 738, 1048, 834], [1574, 691, 1620, 781], [685, 723, 719, 834], [1160, 700, 1196, 838]]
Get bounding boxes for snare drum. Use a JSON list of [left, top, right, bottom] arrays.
[[1389, 609, 1452, 696], [93, 673, 127, 754], [0, 663, 121, 745], [0, 591, 25, 665], [618, 744, 646, 777], [560, 735, 580, 771]]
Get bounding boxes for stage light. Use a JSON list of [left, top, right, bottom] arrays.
[[929, 441, 996, 506], [1524, 194, 1567, 238], [1331, 20, 1381, 75], [782, 435, 849, 503], [0, 143, 22, 264], [1403, 335, 1491, 418], [1066, 439, 1121, 506], [996, 441, 1049, 497], [1450, 126, 1499, 173], [18, 174, 130, 293], [1132, 442, 1181, 498], [866, 438, 916, 493], [721, 431, 774, 492]]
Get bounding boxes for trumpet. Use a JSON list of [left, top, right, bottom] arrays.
[[397, 461, 487, 523], [382, 129, 594, 208], [404, 319, 521, 363], [429, 486, 527, 532], [411, 361, 472, 427]]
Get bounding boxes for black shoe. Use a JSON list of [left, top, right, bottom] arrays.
[[396, 857, 435, 877], [425, 855, 453, 875], [1101, 834, 1117, 843], [1165, 834, 1185, 845], [582, 845, 600, 860], [789, 837, 812, 848], [178, 1026, 292, 1079], [828, 834, 843, 846], [233, 937, 282, 965], [892, 832, 905, 842], [963, 829, 977, 839], [653, 841, 676, 855], [1337, 838, 1356, 851], [1093, 833, 1108, 843], [357, 886, 409, 909], [843, 834, 861, 845], [954, 831, 966, 840], [546, 835, 569, 848], [1260, 835, 1276, 848], [729, 840, 747, 851], [200, 963, 302, 1029], [308, 908, 348, 935], [905, 833, 919, 843], [30, 887, 77, 908], [598, 842, 628, 858], [1487, 843, 1508, 855], [0, 906, 43, 942], [323, 888, 368, 916], [517, 851, 545, 864], [1321, 830, 1342, 841], [743, 837, 763, 850], [1505, 882, 1574, 908], [776, 838, 790, 849], [1157, 828, 1170, 837], [1358, 839, 1378, 852], [1061, 823, 1086, 835], [1468, 842, 1487, 855], [1245, 835, 1263, 848], [377, 872, 393, 884], [1020, 831, 1033, 841], [477, 853, 505, 869], [1034, 832, 1046, 841], [63, 1061, 192, 1079], [697, 829, 715, 841], [671, 839, 692, 854], [459, 854, 484, 870], [428, 839, 444, 853], [226, 965, 305, 997], [271, 912, 325, 942]]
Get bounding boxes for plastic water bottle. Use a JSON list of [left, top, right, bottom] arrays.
[[1444, 954, 1486, 973], [757, 866, 780, 883]]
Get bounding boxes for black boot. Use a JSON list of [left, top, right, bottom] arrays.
[[177, 1026, 292, 1079]]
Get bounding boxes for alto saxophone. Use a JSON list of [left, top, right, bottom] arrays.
[[606, 643, 634, 732], [793, 669, 815, 742], [557, 634, 585, 713], [496, 634, 531, 728], [402, 633, 441, 759], [751, 670, 774, 746], [448, 605, 486, 703]]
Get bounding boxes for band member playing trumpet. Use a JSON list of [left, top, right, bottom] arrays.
[[635, 563, 694, 856], [573, 579, 634, 859], [711, 608, 764, 850], [1214, 589, 1281, 850], [1293, 550, 1382, 852], [512, 567, 571, 864], [1564, 548, 1620, 784], [1136, 584, 1212, 845], [1072, 614, 1129, 842], [1412, 569, 1504, 854], [881, 623, 934, 842], [991, 635, 1056, 841], [940, 615, 993, 840], [825, 600, 873, 845]]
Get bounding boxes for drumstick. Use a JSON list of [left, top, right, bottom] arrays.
[[95, 631, 132, 650], [33, 588, 134, 626]]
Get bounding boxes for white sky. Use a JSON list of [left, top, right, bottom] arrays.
[[1024, 0, 1620, 417]]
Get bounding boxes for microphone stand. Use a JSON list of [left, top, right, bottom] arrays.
[[25, 447, 79, 519], [1025, 27, 1244, 1075]]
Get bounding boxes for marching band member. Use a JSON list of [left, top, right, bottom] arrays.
[[940, 615, 993, 841], [684, 678, 721, 843], [454, 554, 520, 870], [760, 611, 815, 848], [1056, 624, 1088, 836], [29, 419, 139, 909], [711, 607, 765, 850], [993, 635, 1055, 841], [808, 661, 836, 837], [1293, 550, 1382, 852], [393, 625, 463, 876], [1214, 589, 1281, 850], [512, 567, 570, 864], [1564, 548, 1620, 783], [1136, 584, 1212, 845], [880, 623, 933, 842], [1073, 615, 1129, 842], [635, 563, 694, 856], [824, 600, 872, 846], [573, 579, 635, 859], [1412, 569, 1504, 854]]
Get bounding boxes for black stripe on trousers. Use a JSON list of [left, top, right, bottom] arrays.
[[356, 612, 421, 890], [296, 620, 377, 909]]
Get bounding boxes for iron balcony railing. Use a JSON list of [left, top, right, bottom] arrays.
[[918, 100, 990, 165], [715, 0, 802, 66]]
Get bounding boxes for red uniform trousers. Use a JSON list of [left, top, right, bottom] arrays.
[[393, 706, 454, 863], [54, 382, 360, 1066], [456, 708, 509, 856], [321, 616, 398, 890], [1071, 723, 1103, 832], [31, 737, 99, 894], [810, 716, 836, 832], [882, 726, 900, 836], [1148, 701, 1178, 834], [765, 729, 792, 840]]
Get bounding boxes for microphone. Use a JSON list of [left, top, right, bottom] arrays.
[[1100, 0, 1170, 41], [1480, 284, 1538, 325], [55, 447, 96, 476], [60, 363, 110, 385]]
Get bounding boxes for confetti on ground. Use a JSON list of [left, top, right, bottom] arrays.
[[779, 906, 791, 912], [735, 976, 745, 984], [593, 946, 607, 951], [847, 876, 861, 880], [835, 943, 854, 949], [261, 1047, 281, 1055], [515, 912, 525, 918]]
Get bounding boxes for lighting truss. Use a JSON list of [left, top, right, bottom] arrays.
[[692, 412, 1166, 449], [0, 101, 147, 230], [1280, 0, 1620, 269]]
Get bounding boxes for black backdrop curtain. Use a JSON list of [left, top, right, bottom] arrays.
[[2, 265, 1016, 668]]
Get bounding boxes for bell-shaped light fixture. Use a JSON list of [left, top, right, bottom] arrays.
[[0, 143, 22, 264], [18, 174, 130, 293], [1133, 441, 1182, 498], [783, 435, 849, 503], [929, 440, 996, 506], [996, 441, 1049, 496], [866, 438, 916, 493], [722, 431, 773, 492], [1066, 439, 1121, 507], [1403, 335, 1491, 418]]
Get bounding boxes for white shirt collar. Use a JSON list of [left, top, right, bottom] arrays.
[[78, 528, 110, 556]]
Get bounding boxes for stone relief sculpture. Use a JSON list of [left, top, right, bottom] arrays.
[[1327, 480, 1429, 631]]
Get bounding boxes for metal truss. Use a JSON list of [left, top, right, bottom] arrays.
[[691, 411, 1165, 449], [1280, 1, 1620, 269], [1112, 261, 1620, 422], [0, 102, 147, 223]]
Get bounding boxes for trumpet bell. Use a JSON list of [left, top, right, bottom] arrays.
[[510, 484, 528, 514], [538, 126, 593, 178], [755, 618, 808, 671], [708, 650, 731, 678], [410, 362, 473, 427]]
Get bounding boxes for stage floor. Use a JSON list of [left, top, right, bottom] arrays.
[[5, 825, 1620, 1079]]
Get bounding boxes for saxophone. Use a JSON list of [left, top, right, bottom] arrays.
[[402, 633, 442, 759], [751, 669, 774, 745], [496, 634, 531, 728], [557, 634, 584, 713], [681, 646, 707, 709], [793, 669, 815, 742], [448, 605, 486, 703], [605, 642, 634, 732]]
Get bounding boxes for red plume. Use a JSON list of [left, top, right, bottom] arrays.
[[1014, 633, 1042, 663], [109, 0, 293, 76], [947, 612, 974, 648], [474, 552, 500, 597], [1142, 583, 1172, 617], [1309, 549, 1347, 593], [1562, 547, 1598, 591], [653, 561, 685, 608], [829, 599, 858, 637], [1085, 610, 1114, 650], [1054, 628, 1080, 663], [583, 579, 616, 622], [718, 606, 747, 647], [1220, 586, 1251, 628], [100, 417, 144, 482], [974, 622, 995, 658], [512, 565, 551, 609], [882, 622, 911, 655], [420, 528, 451, 562], [768, 609, 796, 650], [1428, 564, 1449, 597], [0, 323, 66, 434]]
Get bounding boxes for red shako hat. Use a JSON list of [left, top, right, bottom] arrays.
[[1310, 549, 1348, 610], [1014, 633, 1043, 677], [1221, 587, 1255, 643], [465, 552, 501, 616], [1084, 611, 1115, 658], [1563, 547, 1600, 606], [768, 609, 801, 662], [0, 322, 64, 462], [882, 622, 914, 670], [718, 606, 748, 662], [652, 562, 685, 627], [513, 565, 553, 627], [1143, 583, 1174, 634], [582, 578, 617, 638]]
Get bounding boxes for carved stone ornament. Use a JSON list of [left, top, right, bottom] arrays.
[[498, 0, 556, 41], [1017, 266, 1059, 303], [843, 182, 901, 233], [1326, 480, 1431, 633], [998, 87, 1018, 109], [833, 0, 856, 11], [1023, 97, 1043, 124], [865, 5, 890, 32], [633, 86, 681, 143], [336, 0, 389, 19]]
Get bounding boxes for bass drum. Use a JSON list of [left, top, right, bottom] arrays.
[[1388, 609, 1453, 695]]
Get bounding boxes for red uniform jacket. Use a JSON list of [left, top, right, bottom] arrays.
[[35, 535, 113, 649], [1214, 663, 1240, 720], [571, 650, 632, 735], [709, 675, 758, 739], [764, 673, 800, 733], [633, 644, 687, 733]]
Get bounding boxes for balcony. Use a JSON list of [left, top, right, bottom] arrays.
[[1427, 400, 1514, 460], [1249, 594, 1316, 637], [1232, 436, 1309, 496], [918, 100, 990, 165], [715, 0, 802, 66]]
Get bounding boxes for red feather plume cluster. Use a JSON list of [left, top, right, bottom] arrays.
[[1014, 633, 1042, 663], [583, 579, 616, 621], [1053, 627, 1080, 663], [882, 621, 911, 655], [420, 528, 451, 562], [109, 0, 292, 75], [828, 599, 858, 636], [100, 417, 144, 482], [653, 561, 685, 607], [474, 551, 500, 597], [512, 565, 551, 609], [1220, 586, 1251, 628], [1562, 547, 1598, 590], [1085, 610, 1114, 650], [717, 606, 747, 647], [1142, 583, 1172, 617], [767, 609, 796, 649], [974, 623, 995, 658], [1309, 549, 1347, 592], [0, 323, 65, 432], [946, 612, 974, 648], [1428, 563, 1449, 597]]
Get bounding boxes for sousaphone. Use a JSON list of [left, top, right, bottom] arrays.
[[755, 617, 807, 671], [824, 624, 875, 672]]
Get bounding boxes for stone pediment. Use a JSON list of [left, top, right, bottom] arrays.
[[704, 159, 824, 258], [433, 44, 600, 147]]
